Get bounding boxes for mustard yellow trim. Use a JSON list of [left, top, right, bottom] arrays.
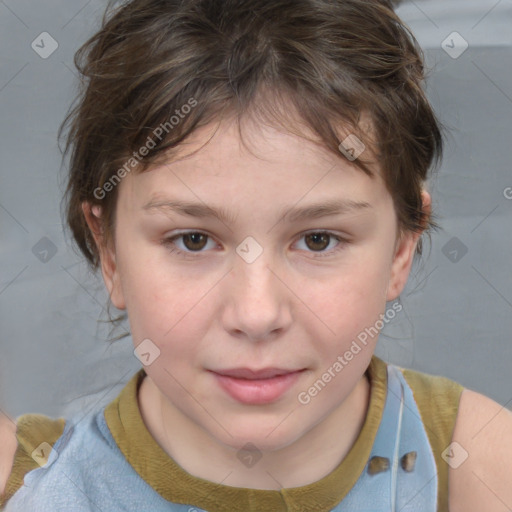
[[104, 356, 388, 512]]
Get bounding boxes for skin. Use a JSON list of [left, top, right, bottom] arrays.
[[82, 114, 425, 490], [449, 390, 512, 511], [0, 414, 17, 496]]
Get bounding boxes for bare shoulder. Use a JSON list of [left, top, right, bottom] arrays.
[[449, 388, 512, 512], [0, 413, 17, 495]]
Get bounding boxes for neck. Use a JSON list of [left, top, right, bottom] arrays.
[[138, 371, 371, 490]]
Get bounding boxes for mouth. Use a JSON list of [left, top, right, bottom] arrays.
[[208, 368, 307, 405], [211, 367, 305, 380]]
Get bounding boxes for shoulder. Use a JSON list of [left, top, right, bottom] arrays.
[[0, 413, 65, 509], [0, 414, 17, 495], [449, 389, 512, 512]]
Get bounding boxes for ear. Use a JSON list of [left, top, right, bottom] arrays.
[[82, 202, 126, 310], [386, 190, 431, 301]]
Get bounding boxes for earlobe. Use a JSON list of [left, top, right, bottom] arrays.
[[386, 190, 431, 302], [81, 202, 126, 310]]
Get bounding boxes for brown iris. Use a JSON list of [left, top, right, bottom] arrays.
[[182, 233, 208, 251], [304, 233, 330, 252]]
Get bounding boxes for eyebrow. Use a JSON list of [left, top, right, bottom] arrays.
[[142, 198, 372, 224]]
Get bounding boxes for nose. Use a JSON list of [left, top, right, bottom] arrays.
[[221, 249, 293, 343]]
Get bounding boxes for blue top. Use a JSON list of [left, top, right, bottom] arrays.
[[5, 363, 438, 511]]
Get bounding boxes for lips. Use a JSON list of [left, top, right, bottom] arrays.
[[212, 367, 303, 380], [209, 367, 307, 404]]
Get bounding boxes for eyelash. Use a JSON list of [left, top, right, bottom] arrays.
[[160, 231, 350, 259]]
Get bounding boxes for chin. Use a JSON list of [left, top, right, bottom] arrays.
[[212, 421, 303, 453]]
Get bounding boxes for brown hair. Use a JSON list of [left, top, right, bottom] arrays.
[[59, 0, 443, 335]]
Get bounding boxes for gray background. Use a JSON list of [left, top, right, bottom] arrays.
[[0, 0, 511, 422]]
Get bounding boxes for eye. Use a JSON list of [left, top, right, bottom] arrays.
[[161, 230, 349, 258], [161, 231, 216, 256], [294, 231, 348, 257]]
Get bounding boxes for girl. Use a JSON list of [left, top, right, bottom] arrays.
[[2, 0, 512, 510]]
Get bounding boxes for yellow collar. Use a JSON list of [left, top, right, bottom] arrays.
[[104, 355, 387, 512]]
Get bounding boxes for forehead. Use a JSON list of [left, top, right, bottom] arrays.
[[162, 106, 379, 171], [117, 114, 390, 217]]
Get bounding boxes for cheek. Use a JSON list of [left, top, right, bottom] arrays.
[[316, 254, 392, 331], [120, 229, 394, 359], [123, 265, 215, 356]]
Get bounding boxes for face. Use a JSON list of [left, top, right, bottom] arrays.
[[85, 114, 424, 453]]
